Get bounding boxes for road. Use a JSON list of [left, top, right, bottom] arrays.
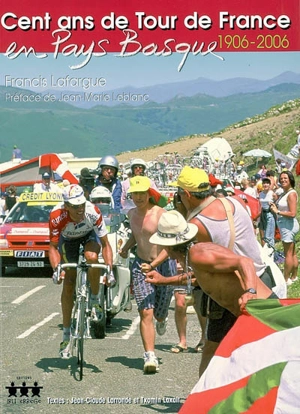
[[1, 268, 203, 414]]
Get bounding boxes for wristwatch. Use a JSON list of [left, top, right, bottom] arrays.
[[244, 288, 257, 294]]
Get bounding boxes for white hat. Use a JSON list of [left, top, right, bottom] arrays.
[[63, 184, 86, 205], [225, 186, 235, 194], [149, 210, 198, 246], [90, 186, 114, 207]]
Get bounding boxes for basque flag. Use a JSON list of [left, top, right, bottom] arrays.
[[180, 299, 300, 414]]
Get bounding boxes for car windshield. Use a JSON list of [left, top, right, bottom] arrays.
[[4, 202, 54, 224]]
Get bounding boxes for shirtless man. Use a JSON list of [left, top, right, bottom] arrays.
[[119, 176, 176, 374]]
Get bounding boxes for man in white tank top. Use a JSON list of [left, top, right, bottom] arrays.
[[168, 166, 277, 377]]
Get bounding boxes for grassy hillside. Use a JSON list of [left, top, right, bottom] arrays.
[[117, 98, 300, 171]]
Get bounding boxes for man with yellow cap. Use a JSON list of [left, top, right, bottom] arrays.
[[168, 166, 277, 376], [119, 176, 176, 374]]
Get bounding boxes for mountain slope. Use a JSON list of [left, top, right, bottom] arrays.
[[0, 83, 300, 162], [117, 100, 300, 164]]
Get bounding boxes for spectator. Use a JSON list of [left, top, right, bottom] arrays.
[[266, 170, 278, 191], [225, 186, 235, 196], [248, 176, 259, 198], [168, 166, 278, 377], [95, 156, 122, 212], [258, 178, 276, 247], [146, 210, 275, 315], [234, 164, 248, 184], [119, 176, 176, 374], [3, 185, 18, 212], [270, 171, 299, 285], [215, 188, 227, 198], [296, 128, 300, 156], [121, 158, 158, 211], [241, 178, 257, 199], [258, 165, 267, 179], [255, 173, 263, 194], [12, 145, 22, 161], [33, 172, 63, 193], [0, 192, 8, 218]]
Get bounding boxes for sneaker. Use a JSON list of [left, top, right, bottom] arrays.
[[156, 318, 168, 336], [186, 305, 196, 314], [286, 278, 293, 286], [59, 341, 71, 359], [291, 277, 298, 283], [91, 304, 103, 321], [143, 352, 159, 374]]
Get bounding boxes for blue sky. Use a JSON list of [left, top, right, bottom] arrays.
[[0, 52, 298, 91]]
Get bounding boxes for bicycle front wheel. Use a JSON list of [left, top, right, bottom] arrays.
[[77, 296, 86, 380]]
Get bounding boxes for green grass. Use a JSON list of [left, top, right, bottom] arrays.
[[287, 279, 300, 298]]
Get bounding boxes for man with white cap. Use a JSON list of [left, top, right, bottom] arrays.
[[49, 184, 113, 358], [33, 172, 62, 193], [146, 211, 277, 375], [147, 210, 274, 313], [119, 176, 176, 374]]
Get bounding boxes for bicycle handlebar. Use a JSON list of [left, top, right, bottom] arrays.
[[56, 262, 110, 283], [59, 263, 109, 270]]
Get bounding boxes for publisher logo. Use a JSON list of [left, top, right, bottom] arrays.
[[6, 380, 43, 404]]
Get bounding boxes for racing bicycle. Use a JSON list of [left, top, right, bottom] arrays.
[[58, 245, 109, 380]]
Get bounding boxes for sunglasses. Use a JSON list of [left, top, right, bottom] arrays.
[[67, 202, 86, 210], [177, 187, 186, 195]]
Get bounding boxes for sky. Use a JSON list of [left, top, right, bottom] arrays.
[[0, 52, 299, 92]]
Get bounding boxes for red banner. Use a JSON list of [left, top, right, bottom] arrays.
[[0, 0, 299, 57]]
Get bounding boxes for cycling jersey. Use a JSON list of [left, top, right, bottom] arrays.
[[49, 200, 107, 243]]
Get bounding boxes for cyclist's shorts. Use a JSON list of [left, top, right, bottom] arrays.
[[132, 256, 176, 320], [58, 230, 99, 263]]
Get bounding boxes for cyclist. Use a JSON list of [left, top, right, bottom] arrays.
[[95, 155, 122, 212], [49, 184, 114, 359]]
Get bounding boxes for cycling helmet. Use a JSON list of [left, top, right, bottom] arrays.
[[90, 186, 114, 207], [98, 155, 119, 175], [130, 158, 147, 173]]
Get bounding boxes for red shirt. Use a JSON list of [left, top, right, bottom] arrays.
[[49, 201, 107, 243]]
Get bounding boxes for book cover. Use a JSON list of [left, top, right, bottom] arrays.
[[0, 0, 299, 412]]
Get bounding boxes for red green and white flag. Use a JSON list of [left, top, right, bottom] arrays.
[[180, 299, 300, 414]]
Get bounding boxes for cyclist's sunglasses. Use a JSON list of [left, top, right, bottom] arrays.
[[67, 202, 86, 210]]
